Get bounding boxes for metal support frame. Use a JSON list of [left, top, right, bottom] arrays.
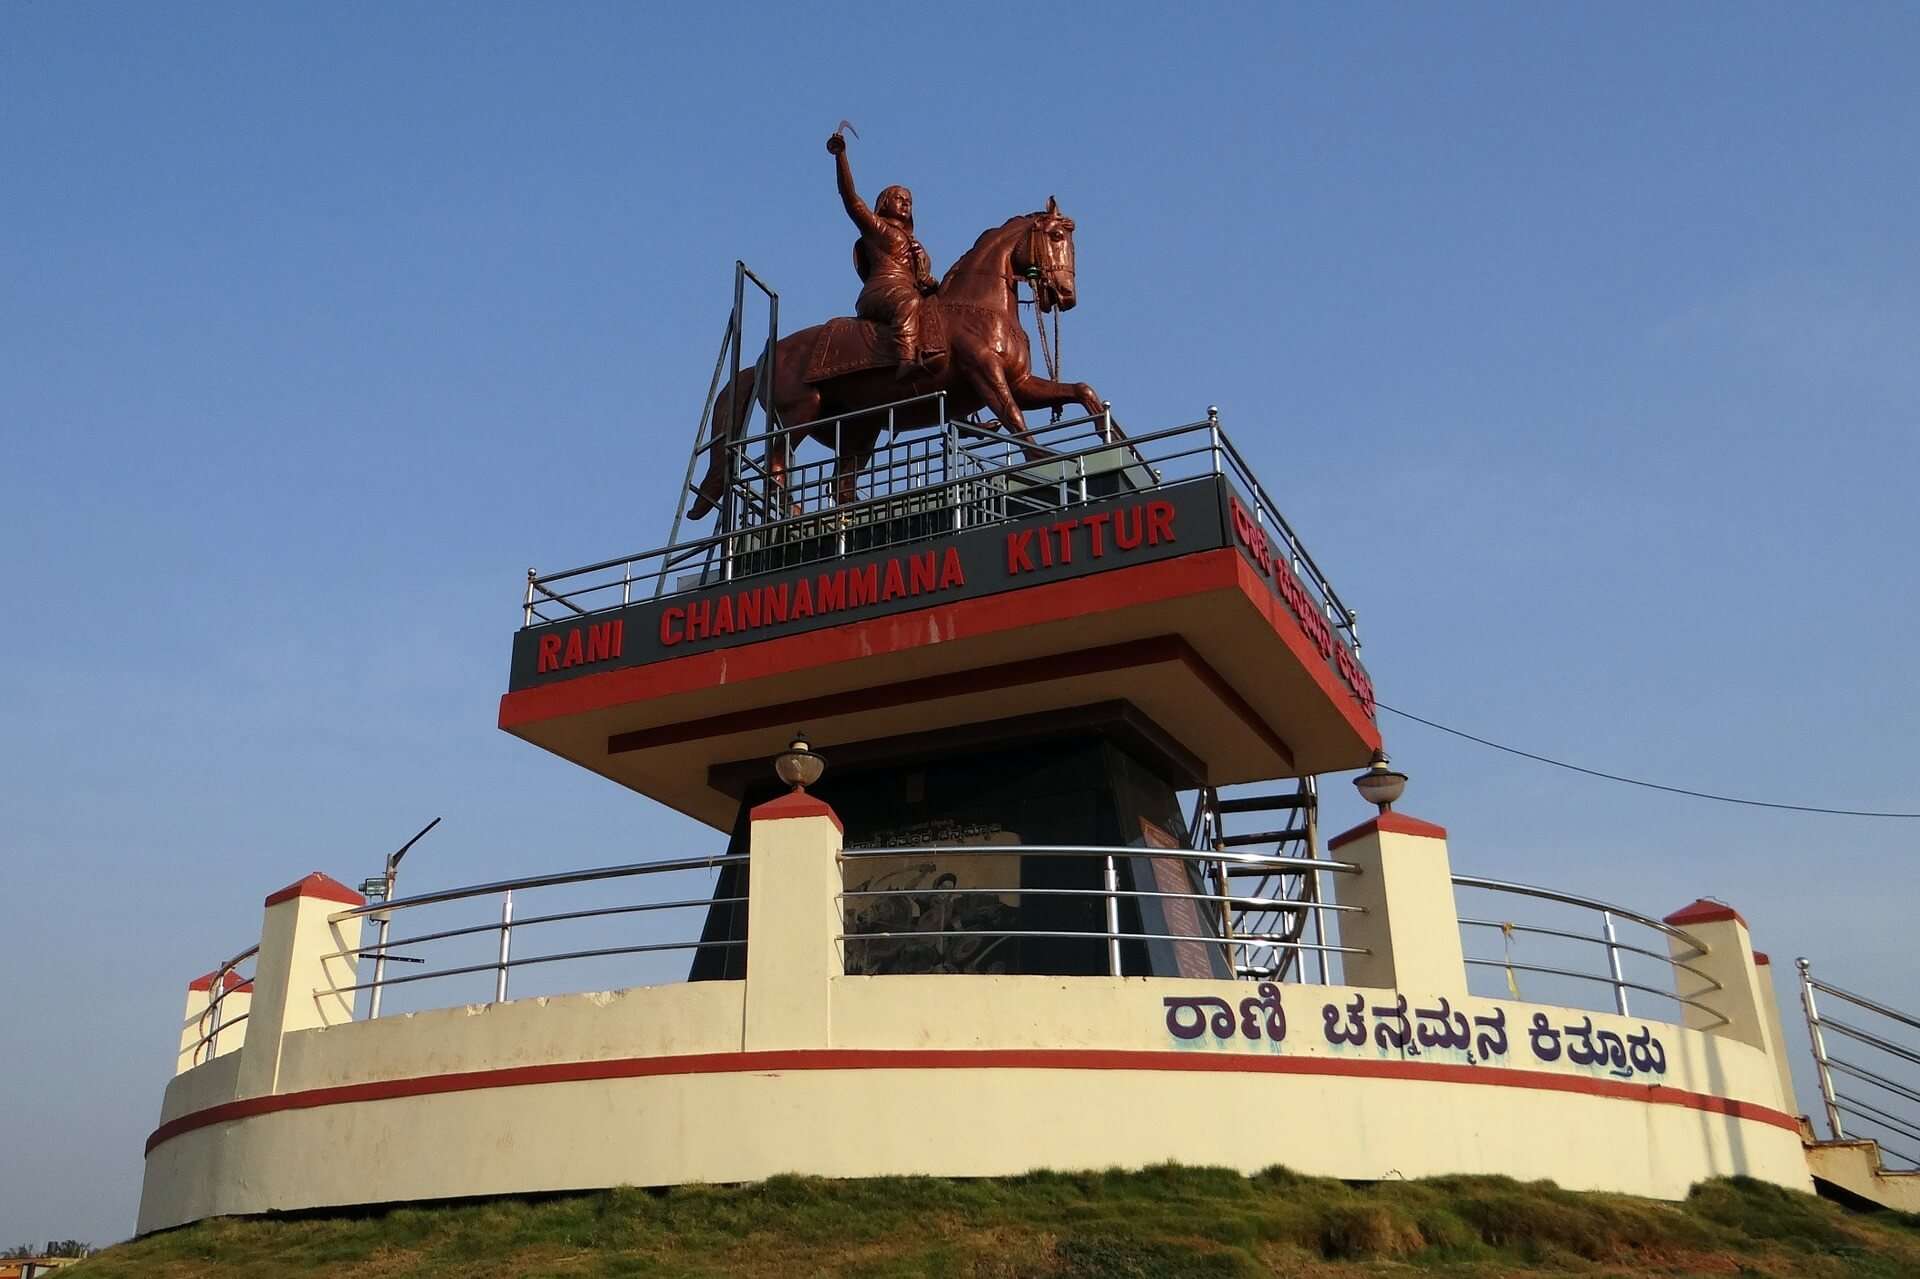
[[1102, 854, 1122, 977], [495, 890, 515, 1004], [1602, 909, 1630, 1017]]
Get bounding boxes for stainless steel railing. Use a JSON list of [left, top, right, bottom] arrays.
[[187, 944, 258, 1066], [1452, 875, 1725, 1025], [838, 843, 1366, 979], [324, 854, 747, 1015], [519, 404, 1363, 660], [1798, 958, 1920, 1168]]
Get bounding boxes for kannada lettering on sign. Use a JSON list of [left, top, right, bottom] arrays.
[[1226, 495, 1375, 716], [1322, 994, 1508, 1063], [1156, 989, 1671, 1081], [1162, 983, 1286, 1043], [1527, 1012, 1668, 1078]]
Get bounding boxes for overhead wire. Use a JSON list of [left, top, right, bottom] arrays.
[[1374, 702, 1920, 819]]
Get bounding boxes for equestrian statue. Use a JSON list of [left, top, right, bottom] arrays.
[[688, 128, 1114, 520]]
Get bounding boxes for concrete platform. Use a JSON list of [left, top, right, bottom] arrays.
[[498, 476, 1380, 830]]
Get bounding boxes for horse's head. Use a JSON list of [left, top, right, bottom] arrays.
[[1017, 196, 1078, 312]]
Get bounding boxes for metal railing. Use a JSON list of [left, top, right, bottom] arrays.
[[324, 854, 747, 1015], [518, 402, 1364, 662], [838, 843, 1366, 979], [1452, 875, 1725, 1025], [187, 944, 258, 1066], [1798, 958, 1920, 1169]]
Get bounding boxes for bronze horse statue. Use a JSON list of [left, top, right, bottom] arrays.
[[688, 199, 1112, 520]]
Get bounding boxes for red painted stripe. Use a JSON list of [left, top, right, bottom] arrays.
[[146, 1046, 1799, 1156], [498, 551, 1379, 754]]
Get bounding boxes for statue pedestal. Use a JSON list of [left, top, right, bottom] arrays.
[[499, 475, 1380, 832]]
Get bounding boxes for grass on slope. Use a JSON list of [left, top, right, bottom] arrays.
[[72, 1166, 1920, 1279]]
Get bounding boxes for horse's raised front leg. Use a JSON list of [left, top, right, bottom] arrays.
[[966, 364, 1049, 464], [1010, 373, 1106, 424]]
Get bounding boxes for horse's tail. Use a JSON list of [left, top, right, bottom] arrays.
[[688, 368, 757, 520]]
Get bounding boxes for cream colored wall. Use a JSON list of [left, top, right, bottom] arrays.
[[157, 1051, 243, 1127], [834, 974, 1788, 1110], [1331, 822, 1466, 994], [139, 1025, 1809, 1233], [237, 888, 362, 1099], [141, 968, 1809, 1233], [1755, 959, 1799, 1116], [163, 972, 1788, 1107], [139, 806, 1815, 1236], [741, 804, 842, 1050], [274, 981, 745, 1093], [1667, 913, 1776, 1059]]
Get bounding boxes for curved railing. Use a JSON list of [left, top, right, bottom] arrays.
[[839, 844, 1366, 979], [175, 852, 1740, 1034], [1452, 874, 1725, 1025], [324, 853, 747, 1016], [188, 944, 258, 1066]]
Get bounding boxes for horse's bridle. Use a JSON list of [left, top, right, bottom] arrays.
[[1021, 215, 1073, 312]]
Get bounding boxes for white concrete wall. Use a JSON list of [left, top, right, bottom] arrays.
[[137, 806, 1813, 1235]]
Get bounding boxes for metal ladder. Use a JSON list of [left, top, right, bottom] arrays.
[[1191, 777, 1328, 982]]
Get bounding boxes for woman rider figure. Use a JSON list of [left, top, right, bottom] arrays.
[[828, 129, 939, 378]]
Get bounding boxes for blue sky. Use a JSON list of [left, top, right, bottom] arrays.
[[3, 4, 1917, 1245]]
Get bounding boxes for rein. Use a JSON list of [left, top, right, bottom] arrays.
[[1018, 220, 1066, 419]]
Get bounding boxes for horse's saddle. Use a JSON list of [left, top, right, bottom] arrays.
[[802, 309, 948, 385]]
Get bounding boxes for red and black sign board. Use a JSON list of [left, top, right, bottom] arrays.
[[507, 475, 1373, 718]]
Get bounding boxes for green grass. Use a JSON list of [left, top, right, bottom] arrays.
[[72, 1167, 1920, 1278]]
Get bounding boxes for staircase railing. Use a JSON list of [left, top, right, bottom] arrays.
[[1193, 779, 1329, 982], [1797, 957, 1920, 1169]]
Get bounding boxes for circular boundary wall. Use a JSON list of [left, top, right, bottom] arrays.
[[138, 972, 1809, 1234], [139, 810, 1811, 1234]]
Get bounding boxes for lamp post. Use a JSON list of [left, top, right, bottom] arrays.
[[774, 732, 826, 794], [1352, 750, 1407, 813], [361, 816, 440, 1019]]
